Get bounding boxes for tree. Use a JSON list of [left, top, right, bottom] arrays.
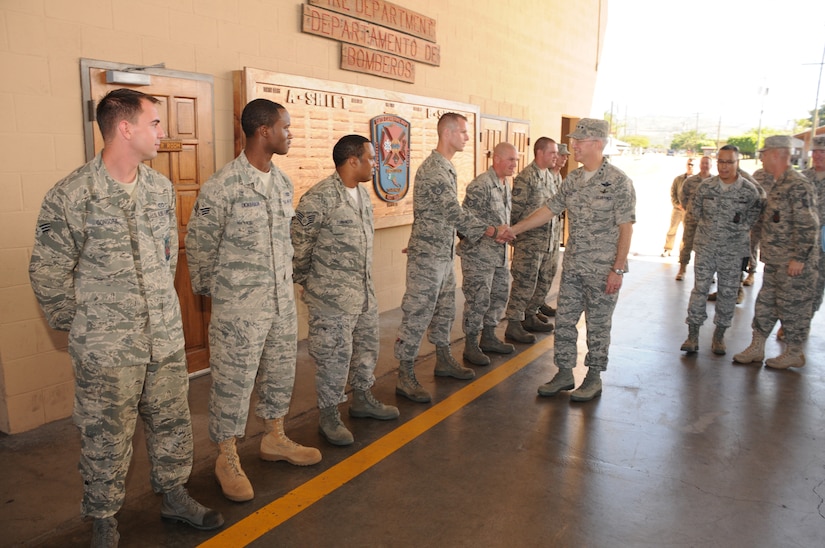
[[725, 135, 757, 157], [724, 127, 784, 158], [623, 135, 650, 149], [603, 112, 625, 137], [670, 130, 714, 153]]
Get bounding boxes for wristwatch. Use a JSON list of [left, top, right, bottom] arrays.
[[613, 268, 624, 276]]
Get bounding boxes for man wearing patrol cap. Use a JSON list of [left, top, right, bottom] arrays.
[[802, 135, 825, 314], [538, 143, 572, 318], [734, 135, 820, 369], [505, 118, 636, 401]]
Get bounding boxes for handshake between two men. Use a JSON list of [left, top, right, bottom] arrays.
[[493, 205, 556, 244]]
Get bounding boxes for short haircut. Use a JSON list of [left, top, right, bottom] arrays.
[[719, 144, 740, 159], [96, 88, 159, 141], [533, 136, 556, 156], [333, 134, 370, 167], [437, 112, 467, 136], [241, 99, 285, 138]]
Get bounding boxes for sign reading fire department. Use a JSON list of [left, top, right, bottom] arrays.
[[370, 114, 410, 202]]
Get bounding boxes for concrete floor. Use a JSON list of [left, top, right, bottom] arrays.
[[3, 254, 825, 547]]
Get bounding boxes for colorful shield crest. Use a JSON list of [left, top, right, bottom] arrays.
[[370, 114, 411, 202]]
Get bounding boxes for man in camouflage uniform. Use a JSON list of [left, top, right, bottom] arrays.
[[676, 155, 713, 280], [662, 159, 694, 257], [186, 99, 321, 503], [29, 89, 223, 546], [459, 142, 518, 365], [394, 112, 512, 403], [504, 137, 559, 345], [507, 119, 636, 402], [291, 135, 399, 446], [680, 145, 763, 356], [538, 143, 571, 317], [802, 135, 825, 314], [734, 136, 820, 369]]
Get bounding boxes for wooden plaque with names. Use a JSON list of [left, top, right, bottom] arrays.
[[234, 67, 479, 229]]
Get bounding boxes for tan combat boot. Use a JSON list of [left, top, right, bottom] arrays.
[[260, 417, 322, 465], [765, 344, 806, 369], [396, 359, 431, 403], [434, 345, 475, 380], [711, 326, 727, 355], [480, 325, 514, 354], [215, 438, 254, 502], [680, 324, 700, 353], [733, 332, 766, 364], [462, 331, 490, 366], [505, 319, 536, 344]]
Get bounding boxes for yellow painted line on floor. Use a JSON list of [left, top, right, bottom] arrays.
[[198, 336, 554, 548]]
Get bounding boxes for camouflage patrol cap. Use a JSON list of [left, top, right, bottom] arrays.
[[758, 135, 794, 152], [567, 118, 609, 140], [558, 143, 571, 155], [812, 135, 825, 150]]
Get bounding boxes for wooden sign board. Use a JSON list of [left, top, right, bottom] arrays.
[[340, 44, 415, 83], [234, 68, 479, 229], [302, 4, 440, 66], [307, 0, 437, 42]]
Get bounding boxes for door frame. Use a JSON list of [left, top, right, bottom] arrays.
[[80, 58, 215, 162], [477, 115, 530, 178]]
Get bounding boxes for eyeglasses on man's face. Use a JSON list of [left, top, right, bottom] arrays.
[[717, 159, 737, 165]]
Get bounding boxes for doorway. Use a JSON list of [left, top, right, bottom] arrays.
[[81, 59, 215, 374]]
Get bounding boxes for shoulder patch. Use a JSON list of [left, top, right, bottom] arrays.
[[296, 211, 316, 226], [35, 222, 51, 237]]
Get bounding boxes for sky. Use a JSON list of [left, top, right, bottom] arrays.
[[590, 0, 825, 140]]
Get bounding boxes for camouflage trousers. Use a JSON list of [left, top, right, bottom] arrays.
[[747, 224, 762, 273], [545, 238, 560, 296], [505, 244, 556, 321], [554, 268, 620, 371], [663, 207, 685, 251], [395, 253, 456, 361], [208, 301, 297, 442], [72, 348, 192, 518], [679, 217, 697, 265], [814, 250, 825, 313], [753, 262, 818, 344], [308, 303, 378, 409], [687, 250, 745, 328], [460, 256, 509, 333]]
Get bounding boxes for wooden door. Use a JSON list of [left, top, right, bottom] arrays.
[[478, 117, 507, 175], [478, 116, 530, 179], [88, 69, 215, 373], [507, 121, 530, 176], [559, 116, 581, 247]]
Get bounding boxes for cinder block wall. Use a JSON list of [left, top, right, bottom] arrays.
[[0, 0, 605, 433]]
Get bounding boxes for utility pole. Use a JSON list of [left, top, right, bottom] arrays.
[[806, 40, 824, 167], [755, 87, 769, 154]]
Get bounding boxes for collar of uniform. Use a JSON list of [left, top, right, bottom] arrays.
[[92, 152, 143, 208], [238, 150, 273, 193], [430, 149, 457, 178]]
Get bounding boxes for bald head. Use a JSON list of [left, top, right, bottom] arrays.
[[492, 142, 519, 179]]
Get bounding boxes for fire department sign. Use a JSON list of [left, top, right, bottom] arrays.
[[371, 114, 411, 202]]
